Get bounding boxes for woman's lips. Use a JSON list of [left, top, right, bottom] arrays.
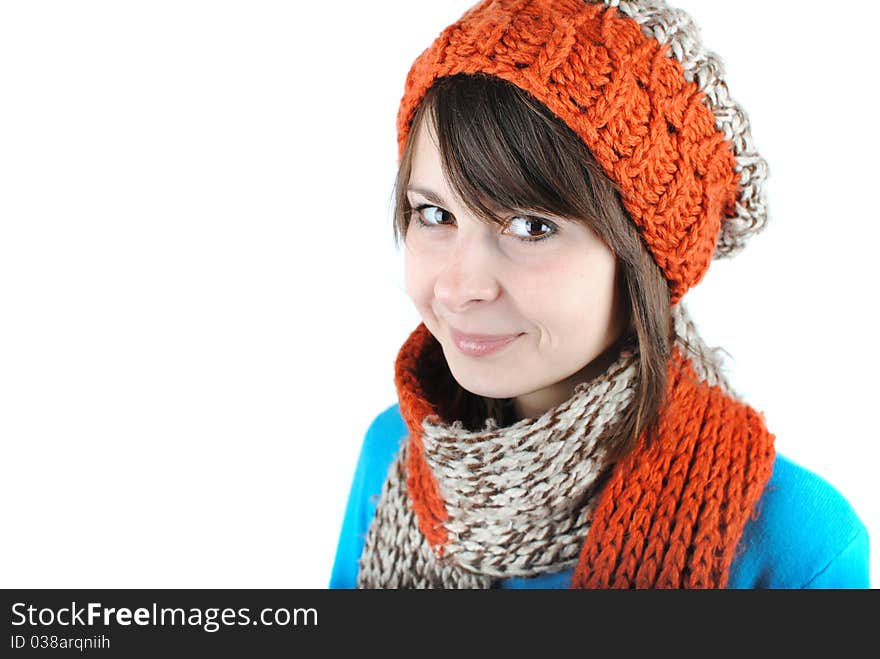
[[450, 328, 523, 357]]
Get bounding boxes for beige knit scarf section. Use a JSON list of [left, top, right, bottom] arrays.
[[357, 302, 732, 588]]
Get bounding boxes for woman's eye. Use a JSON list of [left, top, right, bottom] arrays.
[[413, 204, 454, 226], [505, 216, 556, 242]]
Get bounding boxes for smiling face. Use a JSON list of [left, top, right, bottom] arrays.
[[403, 117, 629, 421]]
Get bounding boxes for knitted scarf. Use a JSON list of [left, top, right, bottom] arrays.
[[357, 303, 775, 588]]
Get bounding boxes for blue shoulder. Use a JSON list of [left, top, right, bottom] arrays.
[[727, 453, 870, 588], [329, 404, 407, 588], [361, 403, 408, 489]]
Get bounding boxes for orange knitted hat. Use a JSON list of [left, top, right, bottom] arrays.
[[396, 0, 768, 304]]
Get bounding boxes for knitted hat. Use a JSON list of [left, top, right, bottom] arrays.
[[396, 0, 768, 304]]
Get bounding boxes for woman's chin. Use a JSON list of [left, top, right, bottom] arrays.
[[446, 367, 525, 400]]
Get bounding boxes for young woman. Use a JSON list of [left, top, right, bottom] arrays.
[[330, 0, 870, 588]]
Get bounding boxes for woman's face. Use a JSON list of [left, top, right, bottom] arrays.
[[403, 117, 628, 420]]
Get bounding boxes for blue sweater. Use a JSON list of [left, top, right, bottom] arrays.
[[331, 404, 871, 589]]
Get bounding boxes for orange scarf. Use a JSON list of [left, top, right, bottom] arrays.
[[395, 324, 776, 588]]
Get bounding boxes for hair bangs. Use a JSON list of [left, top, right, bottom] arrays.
[[427, 74, 597, 227]]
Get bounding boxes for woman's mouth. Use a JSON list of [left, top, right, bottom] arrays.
[[450, 328, 523, 357]]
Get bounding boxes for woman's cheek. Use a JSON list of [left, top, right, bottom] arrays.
[[403, 243, 439, 310]]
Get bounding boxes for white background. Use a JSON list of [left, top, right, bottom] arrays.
[[1, 1, 876, 589]]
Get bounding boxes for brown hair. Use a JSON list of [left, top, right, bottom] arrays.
[[392, 74, 672, 461]]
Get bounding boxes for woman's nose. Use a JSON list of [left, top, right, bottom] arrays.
[[433, 236, 502, 312]]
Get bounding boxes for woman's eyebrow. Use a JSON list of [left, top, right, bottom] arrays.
[[405, 186, 447, 206]]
